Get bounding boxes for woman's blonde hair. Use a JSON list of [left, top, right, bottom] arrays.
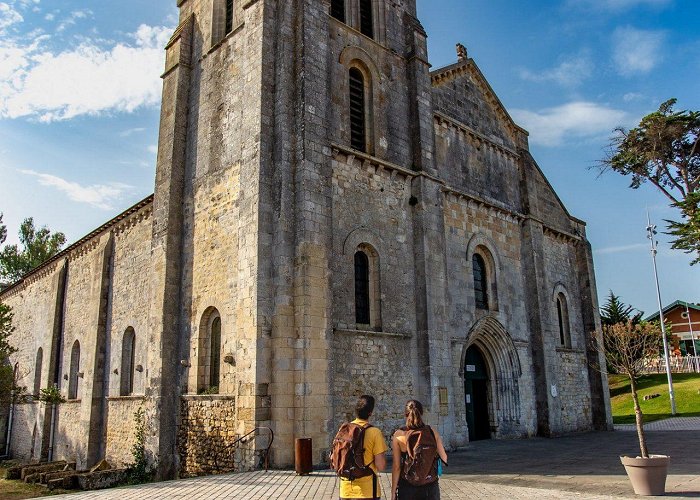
[[404, 400, 425, 429]]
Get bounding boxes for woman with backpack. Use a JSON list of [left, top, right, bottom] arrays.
[[391, 400, 448, 500]]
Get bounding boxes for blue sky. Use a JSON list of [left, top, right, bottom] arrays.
[[0, 0, 697, 315]]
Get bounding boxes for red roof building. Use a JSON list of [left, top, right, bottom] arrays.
[[646, 301, 700, 356]]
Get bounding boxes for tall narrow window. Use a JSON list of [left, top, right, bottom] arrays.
[[210, 316, 222, 391], [68, 340, 80, 400], [473, 254, 488, 310], [120, 328, 136, 396], [355, 251, 370, 324], [359, 0, 373, 38], [557, 294, 571, 348], [33, 348, 43, 396], [225, 0, 234, 34], [349, 68, 366, 152], [330, 0, 345, 22]]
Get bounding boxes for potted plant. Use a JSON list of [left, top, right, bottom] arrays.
[[594, 320, 669, 496]]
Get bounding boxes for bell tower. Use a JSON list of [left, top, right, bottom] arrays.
[[148, 0, 444, 471]]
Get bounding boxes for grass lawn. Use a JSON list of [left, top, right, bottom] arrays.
[[0, 462, 71, 499], [609, 373, 700, 424]]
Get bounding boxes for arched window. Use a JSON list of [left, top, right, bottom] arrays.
[[68, 340, 80, 400], [472, 254, 489, 310], [359, 0, 373, 38], [210, 316, 222, 391], [33, 348, 43, 396], [197, 309, 222, 394], [330, 0, 345, 22], [225, 0, 234, 34], [355, 251, 370, 324], [556, 294, 571, 348], [120, 328, 136, 396], [354, 244, 382, 329], [349, 68, 367, 152]]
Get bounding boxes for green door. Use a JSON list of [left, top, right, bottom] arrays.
[[464, 346, 491, 441]]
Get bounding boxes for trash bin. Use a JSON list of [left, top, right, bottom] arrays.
[[295, 437, 312, 475]]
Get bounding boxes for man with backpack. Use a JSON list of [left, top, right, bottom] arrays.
[[331, 395, 388, 500]]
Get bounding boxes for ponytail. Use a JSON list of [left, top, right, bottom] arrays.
[[404, 399, 425, 430]]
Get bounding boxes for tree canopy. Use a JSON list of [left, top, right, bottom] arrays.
[[602, 99, 700, 264], [600, 291, 642, 326], [0, 216, 66, 284], [0, 301, 17, 404], [594, 321, 662, 458]]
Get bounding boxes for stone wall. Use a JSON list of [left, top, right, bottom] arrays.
[[7, 403, 39, 462], [106, 212, 152, 399], [541, 231, 593, 434], [431, 62, 520, 153], [53, 401, 83, 463], [434, 116, 522, 207], [178, 396, 250, 476], [331, 331, 415, 451], [105, 397, 145, 466]]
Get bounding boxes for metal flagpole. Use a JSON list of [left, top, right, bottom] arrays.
[[646, 214, 677, 415]]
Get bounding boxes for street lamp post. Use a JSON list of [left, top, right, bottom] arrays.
[[686, 303, 698, 357], [646, 216, 677, 415]]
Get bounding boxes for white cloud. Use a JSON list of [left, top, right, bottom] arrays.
[[147, 145, 158, 154], [0, 23, 171, 122], [623, 92, 645, 102], [519, 55, 593, 87], [595, 243, 648, 255], [119, 127, 146, 137], [20, 169, 133, 210], [56, 9, 91, 32], [0, 2, 23, 32], [567, 0, 672, 11], [511, 101, 627, 147], [612, 26, 665, 76]]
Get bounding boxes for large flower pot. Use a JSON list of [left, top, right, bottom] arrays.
[[620, 455, 670, 496]]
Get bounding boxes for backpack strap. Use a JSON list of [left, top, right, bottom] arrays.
[[372, 470, 377, 500], [361, 423, 378, 499]]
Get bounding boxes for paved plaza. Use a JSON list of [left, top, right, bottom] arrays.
[[42, 421, 700, 499]]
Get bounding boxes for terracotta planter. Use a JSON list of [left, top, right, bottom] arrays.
[[620, 454, 670, 496]]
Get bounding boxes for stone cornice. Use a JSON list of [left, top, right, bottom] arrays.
[[334, 328, 411, 339], [442, 187, 584, 244], [441, 186, 525, 225], [434, 112, 519, 159]]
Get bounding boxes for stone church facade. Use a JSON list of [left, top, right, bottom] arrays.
[[1, 0, 612, 478]]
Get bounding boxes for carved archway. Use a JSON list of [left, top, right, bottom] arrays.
[[460, 316, 522, 435]]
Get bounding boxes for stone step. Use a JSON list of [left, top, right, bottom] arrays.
[[75, 469, 128, 491], [48, 474, 78, 491], [41, 463, 77, 483], [19, 461, 67, 481]]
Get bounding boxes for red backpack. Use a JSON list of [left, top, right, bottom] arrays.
[[401, 425, 439, 486], [330, 422, 375, 480]]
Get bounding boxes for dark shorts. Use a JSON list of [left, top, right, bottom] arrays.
[[397, 478, 440, 500]]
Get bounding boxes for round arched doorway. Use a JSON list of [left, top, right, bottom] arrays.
[[464, 345, 491, 441]]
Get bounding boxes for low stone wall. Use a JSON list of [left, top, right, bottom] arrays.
[[178, 395, 257, 476]]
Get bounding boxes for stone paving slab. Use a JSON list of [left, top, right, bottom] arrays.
[[42, 470, 624, 500], [39, 430, 700, 499]]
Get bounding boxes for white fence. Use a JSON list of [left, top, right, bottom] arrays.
[[641, 356, 700, 374]]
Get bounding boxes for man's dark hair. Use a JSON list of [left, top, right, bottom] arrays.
[[355, 395, 375, 419]]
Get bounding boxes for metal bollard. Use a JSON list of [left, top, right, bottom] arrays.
[[295, 438, 313, 475]]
